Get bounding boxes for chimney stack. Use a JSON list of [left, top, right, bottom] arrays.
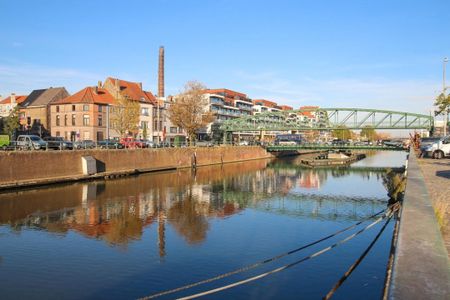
[[98, 81, 102, 89], [115, 78, 119, 90], [11, 93, 16, 104], [138, 82, 143, 90], [158, 46, 165, 97]]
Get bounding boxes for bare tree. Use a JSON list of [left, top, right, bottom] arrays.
[[168, 81, 214, 145], [110, 96, 140, 137]]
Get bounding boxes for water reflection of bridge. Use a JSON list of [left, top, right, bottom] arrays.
[[250, 193, 387, 222]]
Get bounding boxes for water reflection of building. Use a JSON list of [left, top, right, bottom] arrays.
[[0, 158, 389, 255]]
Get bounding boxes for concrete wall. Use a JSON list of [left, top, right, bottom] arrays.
[[0, 146, 272, 186]]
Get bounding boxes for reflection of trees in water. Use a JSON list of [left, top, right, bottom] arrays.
[[0, 156, 400, 251], [168, 190, 209, 245], [382, 169, 406, 202]]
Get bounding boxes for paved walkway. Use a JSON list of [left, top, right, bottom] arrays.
[[417, 155, 450, 258]]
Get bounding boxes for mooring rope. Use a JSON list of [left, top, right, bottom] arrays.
[[139, 204, 397, 300], [323, 205, 398, 299], [176, 212, 391, 300]]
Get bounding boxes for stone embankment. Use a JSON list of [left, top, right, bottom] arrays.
[[0, 146, 273, 190]]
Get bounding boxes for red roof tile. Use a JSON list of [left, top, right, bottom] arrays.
[[105, 77, 156, 104], [0, 95, 28, 105], [253, 99, 278, 108], [53, 87, 115, 105], [280, 105, 293, 111]]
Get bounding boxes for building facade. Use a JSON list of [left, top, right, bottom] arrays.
[[19, 87, 70, 136], [103, 77, 160, 140], [50, 86, 115, 142]]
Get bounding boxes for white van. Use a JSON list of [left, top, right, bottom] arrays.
[[423, 135, 450, 159]]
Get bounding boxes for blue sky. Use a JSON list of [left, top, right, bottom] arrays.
[[1, 0, 449, 114]]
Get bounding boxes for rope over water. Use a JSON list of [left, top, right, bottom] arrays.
[[138, 203, 399, 300]]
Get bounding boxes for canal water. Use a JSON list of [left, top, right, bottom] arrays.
[[0, 151, 407, 299]]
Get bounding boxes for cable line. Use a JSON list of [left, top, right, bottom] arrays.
[[175, 210, 394, 300], [138, 206, 392, 300], [323, 208, 396, 299]]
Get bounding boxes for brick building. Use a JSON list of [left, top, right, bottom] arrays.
[[19, 87, 69, 136], [50, 86, 114, 141], [103, 77, 159, 140]]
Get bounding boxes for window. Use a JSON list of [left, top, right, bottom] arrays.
[[142, 107, 149, 116], [141, 121, 148, 129], [56, 106, 60, 113], [170, 127, 177, 133], [64, 115, 68, 126], [56, 115, 60, 126], [84, 131, 90, 140], [83, 115, 90, 126], [72, 114, 76, 126], [83, 105, 89, 111], [98, 115, 103, 126], [72, 105, 76, 111], [56, 131, 60, 137], [98, 105, 103, 112]]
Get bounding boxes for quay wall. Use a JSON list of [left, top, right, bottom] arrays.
[[0, 146, 273, 188]]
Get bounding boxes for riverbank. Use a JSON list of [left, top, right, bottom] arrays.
[[0, 146, 273, 190]]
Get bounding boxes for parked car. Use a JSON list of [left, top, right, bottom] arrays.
[[1, 141, 18, 151], [0, 135, 10, 150], [74, 140, 96, 149], [331, 139, 349, 146], [421, 135, 450, 159], [16, 135, 48, 150], [43, 136, 73, 150], [195, 141, 214, 147], [383, 140, 403, 148], [98, 139, 124, 149], [120, 137, 144, 149], [139, 139, 155, 148]]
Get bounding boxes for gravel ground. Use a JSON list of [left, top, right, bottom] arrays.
[[417, 155, 450, 258]]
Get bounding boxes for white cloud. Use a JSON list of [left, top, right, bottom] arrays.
[[234, 71, 439, 114], [0, 63, 104, 96]]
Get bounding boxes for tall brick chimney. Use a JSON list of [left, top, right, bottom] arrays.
[[158, 46, 165, 97]]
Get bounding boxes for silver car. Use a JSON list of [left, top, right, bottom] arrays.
[[16, 135, 47, 150]]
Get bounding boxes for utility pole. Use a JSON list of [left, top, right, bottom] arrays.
[[443, 57, 448, 136]]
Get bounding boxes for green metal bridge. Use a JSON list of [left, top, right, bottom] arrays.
[[220, 107, 433, 132]]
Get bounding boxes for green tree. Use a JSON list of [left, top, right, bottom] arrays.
[[332, 125, 352, 140], [434, 92, 450, 127], [360, 126, 377, 141], [3, 106, 20, 137], [142, 124, 148, 140], [434, 92, 450, 115], [110, 97, 140, 137], [168, 81, 215, 146]]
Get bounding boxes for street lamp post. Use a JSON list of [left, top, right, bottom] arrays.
[[443, 57, 449, 136]]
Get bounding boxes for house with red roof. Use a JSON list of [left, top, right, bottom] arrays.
[[50, 84, 115, 141], [103, 77, 163, 141], [0, 93, 28, 118]]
